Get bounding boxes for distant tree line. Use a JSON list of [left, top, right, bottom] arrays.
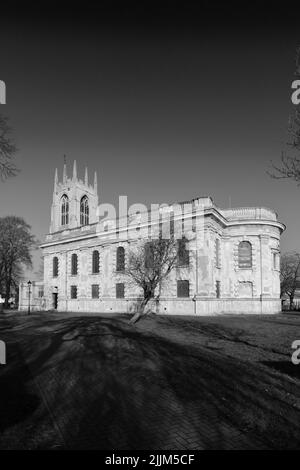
[[0, 114, 18, 180], [0, 113, 36, 309], [280, 252, 300, 310], [0, 216, 36, 308], [268, 47, 300, 311]]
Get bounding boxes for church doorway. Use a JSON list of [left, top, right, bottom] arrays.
[[52, 290, 58, 310], [52, 293, 58, 310]]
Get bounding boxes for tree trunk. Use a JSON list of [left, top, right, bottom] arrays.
[[129, 296, 151, 324], [5, 277, 11, 309], [289, 295, 294, 310]]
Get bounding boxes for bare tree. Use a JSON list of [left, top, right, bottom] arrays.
[[280, 252, 300, 310], [0, 114, 18, 180], [268, 46, 300, 183], [124, 236, 187, 323], [0, 216, 36, 307]]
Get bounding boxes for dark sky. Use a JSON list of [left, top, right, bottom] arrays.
[[0, 1, 300, 279]]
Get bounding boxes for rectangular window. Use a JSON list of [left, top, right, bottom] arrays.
[[70, 285, 77, 299], [91, 284, 99, 299], [177, 280, 189, 298], [216, 281, 220, 298], [116, 283, 125, 299]]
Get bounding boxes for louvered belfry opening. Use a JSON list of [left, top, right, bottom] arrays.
[[80, 195, 89, 226], [61, 194, 69, 226]]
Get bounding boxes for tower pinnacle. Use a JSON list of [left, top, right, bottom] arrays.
[[72, 160, 77, 181], [63, 155, 67, 183], [94, 171, 97, 194], [54, 168, 58, 192]]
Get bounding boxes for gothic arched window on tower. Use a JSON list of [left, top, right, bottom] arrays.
[[61, 194, 69, 226], [92, 250, 100, 274], [238, 241, 252, 268], [80, 195, 89, 226]]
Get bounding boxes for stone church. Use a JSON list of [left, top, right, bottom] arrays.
[[19, 161, 285, 315]]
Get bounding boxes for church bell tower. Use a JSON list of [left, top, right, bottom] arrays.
[[49, 159, 99, 234]]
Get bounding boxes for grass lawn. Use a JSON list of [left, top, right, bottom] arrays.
[[1, 311, 300, 449]]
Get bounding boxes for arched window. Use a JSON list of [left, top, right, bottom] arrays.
[[61, 194, 69, 226], [273, 251, 280, 271], [53, 257, 59, 277], [238, 241, 252, 268], [144, 242, 154, 268], [71, 253, 78, 275], [215, 239, 220, 268], [92, 250, 100, 274], [177, 238, 189, 266], [216, 280, 221, 298], [80, 195, 89, 226], [116, 246, 125, 272]]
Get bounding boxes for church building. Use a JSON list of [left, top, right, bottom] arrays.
[[19, 161, 285, 315]]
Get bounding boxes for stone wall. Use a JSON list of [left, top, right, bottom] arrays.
[[18, 281, 45, 312]]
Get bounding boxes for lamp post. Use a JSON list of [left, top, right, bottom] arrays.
[[27, 280, 32, 315]]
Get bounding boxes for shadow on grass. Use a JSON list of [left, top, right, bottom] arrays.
[[72, 318, 300, 449], [261, 360, 300, 380], [43, 317, 270, 449], [2, 315, 300, 449], [0, 348, 40, 434]]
